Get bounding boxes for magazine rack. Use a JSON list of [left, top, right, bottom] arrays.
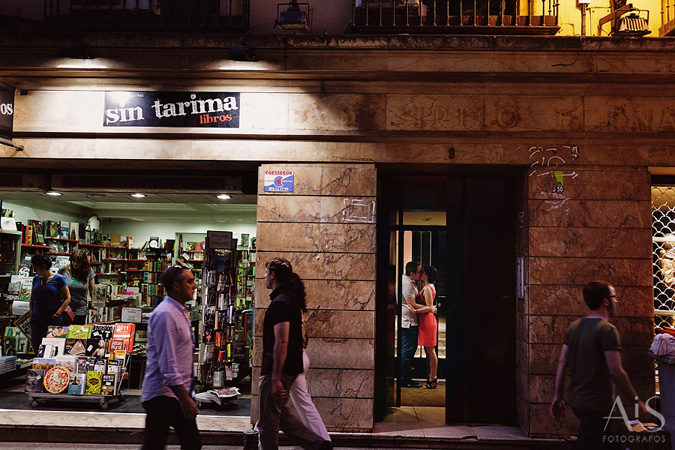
[[28, 354, 129, 411]]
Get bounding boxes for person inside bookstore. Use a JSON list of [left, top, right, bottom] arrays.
[[417, 265, 439, 389], [58, 249, 95, 325], [28, 253, 71, 353]]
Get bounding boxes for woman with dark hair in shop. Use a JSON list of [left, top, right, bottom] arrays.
[[288, 272, 331, 443], [417, 265, 439, 389], [28, 253, 71, 353], [58, 249, 95, 325]]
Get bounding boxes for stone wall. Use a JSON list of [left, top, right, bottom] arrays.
[[252, 163, 377, 432], [523, 165, 655, 437]]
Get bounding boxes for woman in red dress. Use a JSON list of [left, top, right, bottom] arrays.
[[417, 265, 438, 389]]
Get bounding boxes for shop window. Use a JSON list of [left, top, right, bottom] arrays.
[[652, 185, 675, 330]]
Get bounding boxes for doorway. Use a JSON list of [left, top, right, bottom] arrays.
[[375, 171, 517, 425]]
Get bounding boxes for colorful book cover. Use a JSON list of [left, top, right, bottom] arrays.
[[40, 337, 66, 357], [29, 220, 44, 244], [46, 326, 70, 338], [75, 356, 95, 374], [68, 372, 86, 395], [67, 325, 92, 340], [85, 371, 102, 395], [101, 374, 116, 395], [85, 338, 109, 358], [25, 369, 45, 393], [32, 358, 55, 370], [59, 221, 69, 239], [91, 324, 114, 340], [112, 323, 135, 353], [107, 359, 120, 374], [54, 355, 77, 373], [65, 339, 87, 356], [93, 359, 107, 373]]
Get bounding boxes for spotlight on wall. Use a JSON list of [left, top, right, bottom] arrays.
[[275, 0, 310, 31], [228, 45, 257, 62], [130, 193, 146, 198], [216, 194, 231, 200], [46, 191, 62, 196], [57, 42, 93, 59]]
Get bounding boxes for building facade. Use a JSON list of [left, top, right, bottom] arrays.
[[0, 0, 672, 439]]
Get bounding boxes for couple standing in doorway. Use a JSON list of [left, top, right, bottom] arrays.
[[400, 261, 439, 389]]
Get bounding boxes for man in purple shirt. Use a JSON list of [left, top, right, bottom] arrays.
[[141, 265, 200, 450]]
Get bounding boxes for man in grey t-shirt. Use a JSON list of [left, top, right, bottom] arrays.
[[400, 261, 421, 387]]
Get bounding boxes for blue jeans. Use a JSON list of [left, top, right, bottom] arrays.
[[400, 325, 418, 385]]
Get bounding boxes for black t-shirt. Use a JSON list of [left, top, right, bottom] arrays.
[[261, 286, 304, 376]]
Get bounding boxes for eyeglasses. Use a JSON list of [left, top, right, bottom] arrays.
[[608, 295, 620, 302]]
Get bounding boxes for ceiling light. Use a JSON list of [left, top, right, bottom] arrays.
[[131, 193, 146, 198], [216, 194, 231, 200], [46, 191, 62, 196]]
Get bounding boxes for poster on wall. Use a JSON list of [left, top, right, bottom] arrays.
[[0, 83, 14, 146], [263, 170, 294, 192], [103, 91, 240, 128]]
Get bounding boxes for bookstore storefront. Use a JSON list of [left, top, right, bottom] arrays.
[[0, 34, 668, 437]]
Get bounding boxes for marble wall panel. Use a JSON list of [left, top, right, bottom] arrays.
[[585, 97, 675, 134], [305, 368, 374, 398], [528, 315, 577, 345], [385, 94, 484, 131], [255, 251, 376, 281], [611, 317, 655, 347], [528, 257, 653, 287], [253, 309, 375, 340], [621, 346, 657, 378], [485, 96, 583, 132], [257, 196, 376, 223], [313, 397, 373, 431], [528, 374, 555, 404], [251, 337, 374, 370], [258, 164, 377, 197], [254, 279, 375, 311], [517, 396, 530, 436], [529, 344, 563, 375], [528, 285, 654, 318], [529, 228, 652, 259], [288, 94, 385, 131], [528, 200, 651, 229], [529, 167, 651, 201], [517, 366, 529, 403], [14, 91, 103, 132], [256, 222, 376, 253]]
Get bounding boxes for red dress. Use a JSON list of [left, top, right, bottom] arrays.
[[417, 286, 437, 347]]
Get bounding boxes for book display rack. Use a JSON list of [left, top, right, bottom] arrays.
[[198, 231, 253, 388], [26, 323, 133, 410]]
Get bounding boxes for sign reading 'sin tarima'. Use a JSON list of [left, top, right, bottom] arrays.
[[103, 91, 240, 128]]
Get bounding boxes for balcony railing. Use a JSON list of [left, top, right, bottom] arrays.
[[351, 0, 560, 35], [661, 0, 675, 34], [43, 0, 249, 31]]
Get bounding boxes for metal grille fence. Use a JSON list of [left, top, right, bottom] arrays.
[[652, 186, 675, 330]]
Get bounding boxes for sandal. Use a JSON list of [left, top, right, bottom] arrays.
[[423, 378, 437, 389]]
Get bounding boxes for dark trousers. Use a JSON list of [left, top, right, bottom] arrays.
[[256, 374, 329, 450], [30, 316, 64, 353], [72, 315, 87, 325], [572, 407, 620, 450], [142, 395, 201, 450], [400, 325, 418, 384]]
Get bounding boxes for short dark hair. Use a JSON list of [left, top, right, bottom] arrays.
[[162, 265, 188, 292], [31, 254, 52, 270], [266, 257, 293, 284], [423, 265, 438, 284], [582, 280, 612, 310], [405, 261, 420, 277]]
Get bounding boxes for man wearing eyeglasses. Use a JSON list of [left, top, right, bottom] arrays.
[[400, 261, 422, 388], [550, 280, 647, 449]]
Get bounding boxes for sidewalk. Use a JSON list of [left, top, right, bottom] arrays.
[[0, 404, 567, 449]]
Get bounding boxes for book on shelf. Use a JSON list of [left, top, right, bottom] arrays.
[[44, 220, 59, 239], [68, 372, 86, 395], [85, 338, 109, 358], [25, 369, 45, 393], [85, 371, 103, 395], [65, 338, 87, 356], [37, 338, 66, 358], [28, 220, 44, 245], [59, 221, 69, 239], [46, 326, 70, 338], [67, 325, 92, 340], [32, 358, 55, 370], [112, 323, 135, 353], [54, 355, 77, 373], [101, 373, 116, 395], [91, 324, 115, 340], [93, 358, 107, 373], [75, 356, 95, 374], [70, 222, 80, 241], [107, 359, 121, 374]]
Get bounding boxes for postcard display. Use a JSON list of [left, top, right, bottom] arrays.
[[26, 323, 133, 410], [198, 231, 253, 387]]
